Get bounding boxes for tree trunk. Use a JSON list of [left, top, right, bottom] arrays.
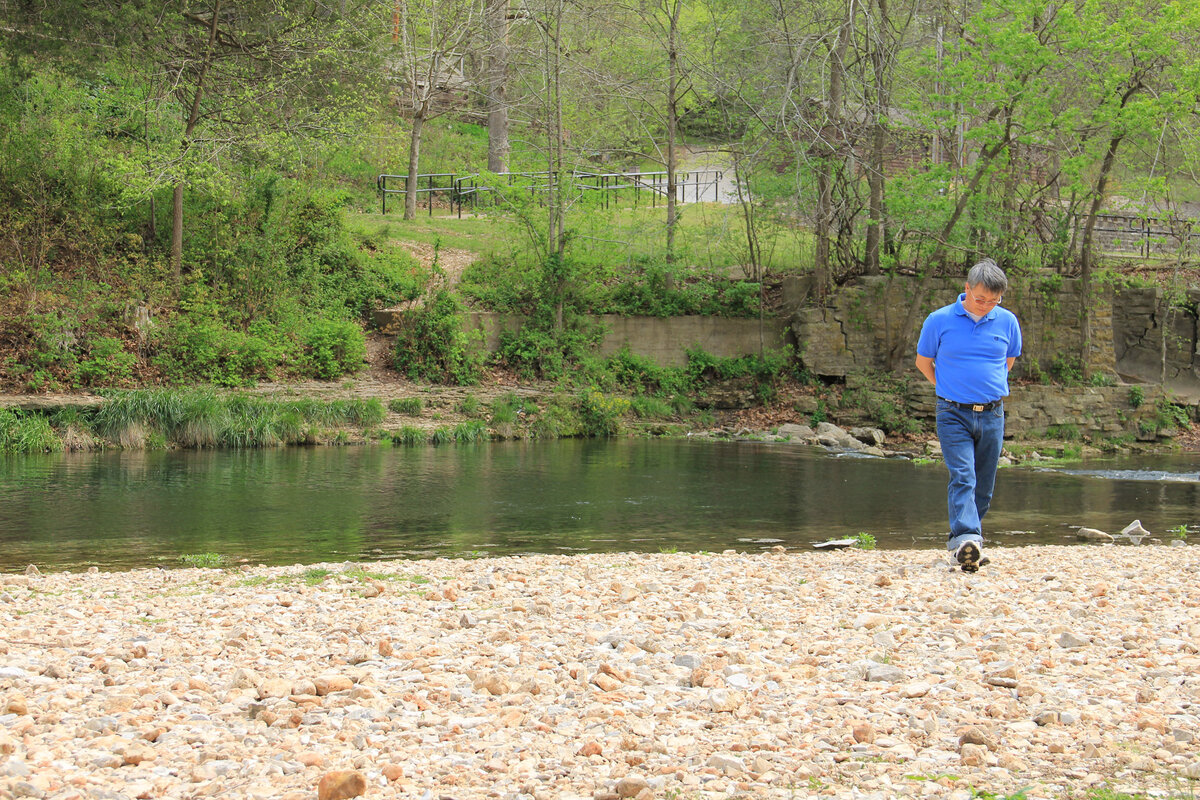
[[733, 151, 760, 282], [864, 0, 887, 276], [171, 0, 221, 282], [665, 0, 681, 265], [171, 183, 184, 275], [404, 111, 425, 220], [1078, 132, 1124, 375], [865, 121, 885, 276], [486, 0, 510, 173], [814, 1, 852, 301]]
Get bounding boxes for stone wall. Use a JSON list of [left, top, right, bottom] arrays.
[[786, 275, 1200, 403], [904, 380, 1174, 441], [1112, 287, 1200, 399], [456, 312, 790, 368]]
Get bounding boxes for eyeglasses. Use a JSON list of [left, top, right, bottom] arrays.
[[966, 291, 1003, 307]]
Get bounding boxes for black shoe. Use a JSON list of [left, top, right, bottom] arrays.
[[954, 541, 982, 573]]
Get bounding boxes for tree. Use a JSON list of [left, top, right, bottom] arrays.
[[618, 0, 693, 264], [393, 0, 485, 220], [1, 1, 379, 281], [858, 0, 915, 276], [485, 0, 512, 172], [884, 0, 1068, 367], [1064, 0, 1200, 373], [153, 2, 379, 277]]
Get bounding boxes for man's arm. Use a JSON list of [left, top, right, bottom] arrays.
[[1006, 357, 1015, 372], [915, 355, 936, 386]]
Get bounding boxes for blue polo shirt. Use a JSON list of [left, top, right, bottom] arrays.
[[916, 294, 1022, 404]]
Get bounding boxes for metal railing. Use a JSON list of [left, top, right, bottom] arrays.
[[377, 173, 458, 216], [377, 168, 727, 217], [1087, 213, 1200, 258]]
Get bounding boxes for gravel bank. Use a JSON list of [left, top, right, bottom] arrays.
[[2, 546, 1198, 800]]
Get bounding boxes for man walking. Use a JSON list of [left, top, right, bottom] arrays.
[[915, 259, 1022, 572]]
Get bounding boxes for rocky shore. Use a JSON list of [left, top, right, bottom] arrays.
[[2, 546, 1198, 800]]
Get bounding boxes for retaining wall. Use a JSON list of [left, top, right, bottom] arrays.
[[784, 276, 1200, 403], [373, 310, 791, 368]]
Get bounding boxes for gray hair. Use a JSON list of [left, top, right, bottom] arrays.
[[967, 258, 1008, 293]]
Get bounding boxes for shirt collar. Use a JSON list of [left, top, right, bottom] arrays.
[[955, 293, 996, 321]]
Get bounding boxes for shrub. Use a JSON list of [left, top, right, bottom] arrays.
[[1128, 385, 1145, 408], [576, 389, 630, 437], [75, 335, 137, 387], [392, 290, 482, 384], [1048, 355, 1084, 386], [602, 265, 761, 317], [301, 318, 366, 380], [1154, 397, 1190, 433], [601, 347, 690, 396], [495, 321, 602, 381], [843, 387, 922, 435], [152, 317, 286, 387], [630, 395, 674, 419], [853, 532, 877, 550]]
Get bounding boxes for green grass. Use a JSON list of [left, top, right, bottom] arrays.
[[853, 532, 877, 550], [457, 395, 482, 416], [303, 568, 333, 585], [452, 419, 489, 443], [88, 389, 385, 449], [178, 553, 226, 569], [351, 187, 812, 289], [389, 397, 424, 415], [0, 407, 62, 454], [630, 395, 675, 419], [390, 425, 427, 445]]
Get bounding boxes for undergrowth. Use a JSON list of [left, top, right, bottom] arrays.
[[0, 389, 386, 452]]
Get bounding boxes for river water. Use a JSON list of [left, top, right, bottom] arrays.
[[1, 438, 1196, 572]]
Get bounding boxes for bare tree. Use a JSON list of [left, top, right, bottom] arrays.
[[393, 0, 485, 219], [485, 0, 512, 172]]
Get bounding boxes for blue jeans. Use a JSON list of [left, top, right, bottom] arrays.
[[936, 399, 1005, 552]]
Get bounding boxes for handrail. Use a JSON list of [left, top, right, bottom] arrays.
[[377, 168, 727, 217], [377, 173, 460, 216]]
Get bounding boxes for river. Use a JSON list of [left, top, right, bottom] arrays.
[[1, 438, 1196, 572]]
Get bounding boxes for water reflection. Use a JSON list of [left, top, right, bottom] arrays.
[[0, 440, 1196, 571]]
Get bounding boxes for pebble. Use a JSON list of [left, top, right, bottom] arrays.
[[0, 546, 1196, 799], [1057, 631, 1090, 649], [1076, 527, 1113, 542], [317, 770, 366, 800]]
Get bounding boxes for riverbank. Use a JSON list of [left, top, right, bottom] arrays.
[[2, 546, 1198, 800], [3, 376, 1196, 458]]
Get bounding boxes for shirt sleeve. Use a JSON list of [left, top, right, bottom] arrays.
[[916, 315, 939, 359], [1007, 317, 1022, 358]]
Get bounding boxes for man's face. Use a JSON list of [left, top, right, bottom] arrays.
[[963, 282, 1002, 316]]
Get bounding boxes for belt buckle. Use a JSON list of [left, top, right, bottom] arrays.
[[971, 403, 985, 412]]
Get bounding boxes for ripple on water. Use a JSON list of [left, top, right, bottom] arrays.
[[1048, 467, 1200, 483]]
